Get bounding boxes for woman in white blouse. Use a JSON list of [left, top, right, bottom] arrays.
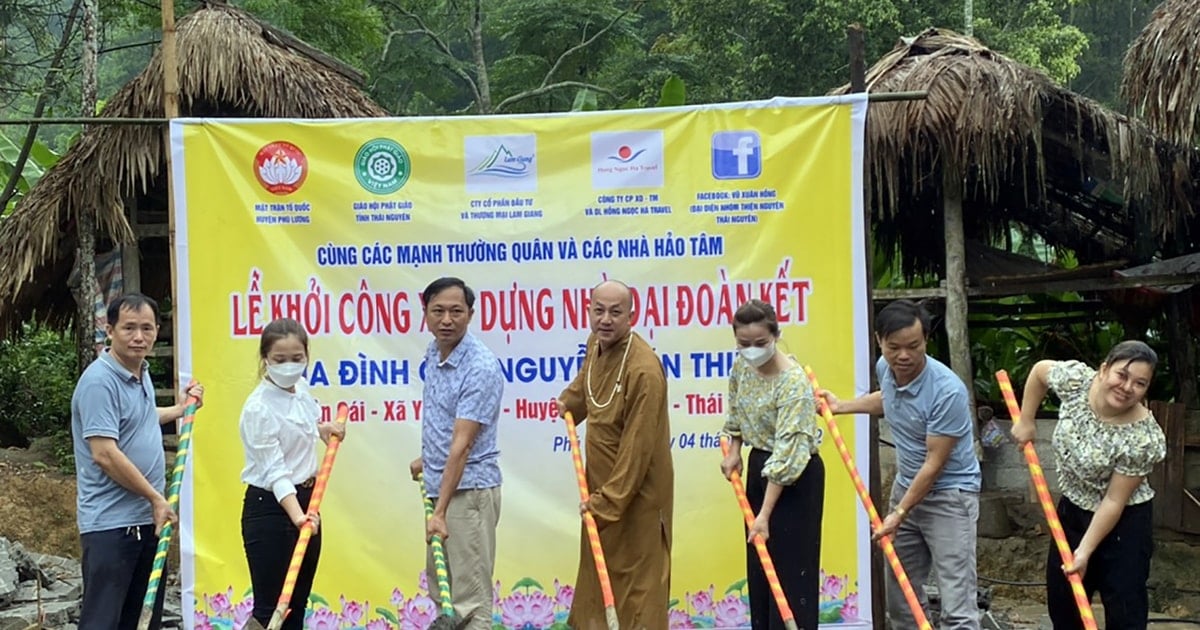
[[240, 317, 345, 630]]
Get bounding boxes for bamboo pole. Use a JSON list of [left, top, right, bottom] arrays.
[[0, 93, 934, 128], [847, 23, 888, 628], [161, 0, 181, 390], [942, 167, 980, 453]]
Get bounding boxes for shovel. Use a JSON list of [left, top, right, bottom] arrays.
[[137, 384, 200, 630], [563, 412, 619, 630], [418, 473, 470, 630]]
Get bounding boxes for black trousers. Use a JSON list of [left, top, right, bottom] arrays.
[[1047, 497, 1153, 630], [242, 485, 322, 630], [745, 449, 825, 630], [80, 524, 165, 630]]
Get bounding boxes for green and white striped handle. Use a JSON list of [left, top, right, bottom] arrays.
[[137, 389, 200, 630]]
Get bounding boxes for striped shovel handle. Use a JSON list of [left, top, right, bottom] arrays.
[[995, 370, 1097, 630], [136, 384, 200, 630], [267, 402, 349, 630], [718, 436, 798, 630], [564, 412, 619, 630], [804, 367, 932, 630], [418, 474, 456, 617]]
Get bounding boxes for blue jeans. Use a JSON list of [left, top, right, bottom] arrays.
[[80, 524, 164, 630], [885, 483, 980, 630]]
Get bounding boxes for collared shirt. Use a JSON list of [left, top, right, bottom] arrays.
[[723, 357, 821, 486], [878, 355, 981, 492], [239, 378, 321, 502], [422, 333, 505, 498], [1047, 360, 1166, 510], [71, 349, 165, 533]]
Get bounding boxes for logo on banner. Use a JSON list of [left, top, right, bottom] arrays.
[[465, 135, 537, 193], [591, 131, 664, 189], [711, 131, 762, 180], [354, 138, 411, 194], [253, 141, 308, 195]]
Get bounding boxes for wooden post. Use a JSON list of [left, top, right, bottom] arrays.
[[1166, 293, 1198, 408], [847, 23, 886, 630], [942, 167, 978, 445], [72, 0, 100, 376], [161, 0, 181, 399], [123, 196, 142, 294]]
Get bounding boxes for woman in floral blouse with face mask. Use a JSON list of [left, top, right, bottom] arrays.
[[719, 299, 824, 630], [1013, 340, 1166, 630]]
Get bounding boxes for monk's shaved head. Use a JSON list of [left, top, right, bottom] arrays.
[[589, 280, 634, 350], [592, 280, 633, 311]]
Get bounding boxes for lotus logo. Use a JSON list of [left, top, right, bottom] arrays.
[[253, 141, 308, 195]]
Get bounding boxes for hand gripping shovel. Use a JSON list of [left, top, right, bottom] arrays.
[[417, 473, 469, 630], [564, 412, 619, 630], [245, 402, 349, 630], [136, 384, 200, 630], [718, 436, 799, 630], [804, 367, 932, 630], [996, 370, 1098, 630]]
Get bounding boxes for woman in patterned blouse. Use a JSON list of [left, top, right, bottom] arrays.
[[1012, 340, 1166, 630], [720, 299, 824, 630]]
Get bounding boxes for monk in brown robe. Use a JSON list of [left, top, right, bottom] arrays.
[[559, 280, 674, 630]]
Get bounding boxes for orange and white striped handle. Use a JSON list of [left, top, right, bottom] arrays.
[[995, 370, 1097, 630], [267, 402, 349, 630], [563, 412, 619, 630], [804, 366, 932, 630], [718, 436, 798, 630]]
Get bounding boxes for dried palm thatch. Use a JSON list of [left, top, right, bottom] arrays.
[[832, 28, 1195, 278], [1122, 0, 1200, 146], [0, 1, 387, 334]]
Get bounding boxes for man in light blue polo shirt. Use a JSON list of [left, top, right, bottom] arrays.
[[821, 299, 981, 629], [72, 293, 204, 630], [408, 277, 504, 630]]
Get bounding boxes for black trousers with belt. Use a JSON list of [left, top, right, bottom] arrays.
[[745, 448, 825, 630], [242, 484, 322, 630]]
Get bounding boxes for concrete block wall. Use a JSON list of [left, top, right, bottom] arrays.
[[980, 418, 1061, 496]]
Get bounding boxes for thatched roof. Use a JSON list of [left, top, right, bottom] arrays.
[[0, 1, 387, 334], [1122, 0, 1200, 146], [833, 28, 1196, 278]]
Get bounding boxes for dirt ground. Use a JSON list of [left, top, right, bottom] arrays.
[[2, 442, 1198, 627]]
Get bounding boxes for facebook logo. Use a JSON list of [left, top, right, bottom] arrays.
[[711, 131, 762, 180]]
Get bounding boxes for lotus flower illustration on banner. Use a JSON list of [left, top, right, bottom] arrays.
[[194, 570, 858, 629], [254, 140, 308, 195]]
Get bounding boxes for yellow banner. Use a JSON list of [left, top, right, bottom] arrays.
[[171, 96, 871, 630]]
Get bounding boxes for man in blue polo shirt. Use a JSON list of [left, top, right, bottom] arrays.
[[71, 293, 204, 630], [821, 299, 981, 629], [408, 277, 504, 630]]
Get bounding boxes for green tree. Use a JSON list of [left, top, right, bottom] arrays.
[[372, 0, 646, 114]]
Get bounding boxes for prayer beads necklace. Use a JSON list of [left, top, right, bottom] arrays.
[[587, 334, 634, 409]]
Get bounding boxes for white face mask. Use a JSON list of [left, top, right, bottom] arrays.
[[739, 342, 775, 368], [266, 362, 306, 388]]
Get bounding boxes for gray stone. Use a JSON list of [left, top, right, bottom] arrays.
[[13, 578, 81, 605], [0, 600, 79, 629], [26, 555, 79, 582], [5, 543, 49, 588], [0, 540, 19, 608]]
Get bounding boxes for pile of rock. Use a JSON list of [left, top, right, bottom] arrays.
[[0, 537, 182, 629]]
